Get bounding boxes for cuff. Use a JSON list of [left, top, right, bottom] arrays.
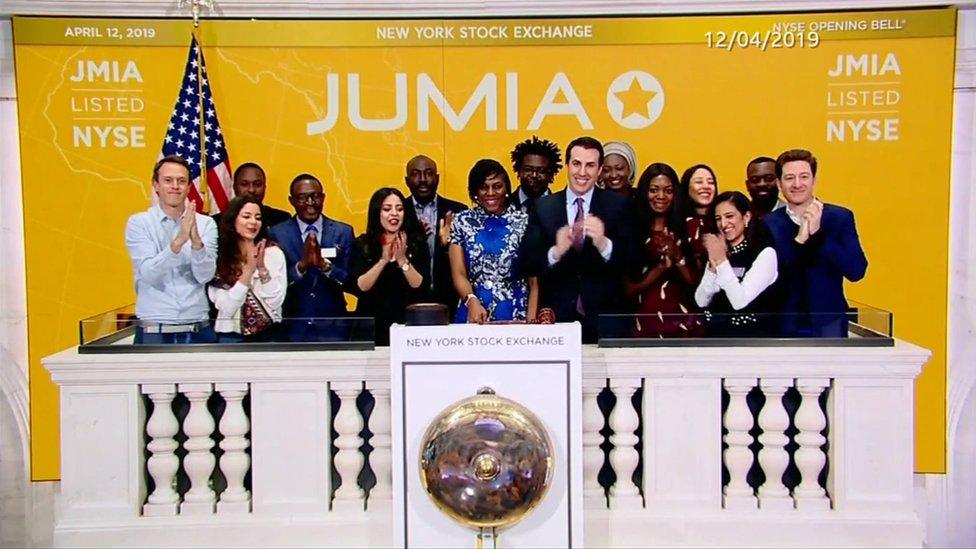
[[547, 246, 559, 266], [599, 238, 613, 262], [714, 260, 737, 286]]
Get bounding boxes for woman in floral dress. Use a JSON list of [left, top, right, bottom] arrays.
[[448, 159, 538, 323]]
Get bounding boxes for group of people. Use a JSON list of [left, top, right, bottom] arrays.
[[125, 136, 867, 345]]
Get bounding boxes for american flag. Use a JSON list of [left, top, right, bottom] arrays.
[[159, 35, 233, 213]]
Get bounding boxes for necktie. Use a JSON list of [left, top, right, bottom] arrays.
[[572, 197, 585, 251], [305, 224, 318, 242]]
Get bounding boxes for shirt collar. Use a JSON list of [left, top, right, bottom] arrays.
[[567, 187, 595, 209], [413, 196, 438, 212], [296, 215, 324, 234], [518, 187, 550, 204], [150, 203, 182, 224]]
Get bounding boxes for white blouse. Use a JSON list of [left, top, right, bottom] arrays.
[[208, 246, 287, 334], [694, 247, 778, 311]]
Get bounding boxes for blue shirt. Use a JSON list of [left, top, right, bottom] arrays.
[[124, 204, 218, 322], [296, 215, 324, 242]]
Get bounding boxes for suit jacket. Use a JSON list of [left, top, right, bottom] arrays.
[[211, 204, 292, 230], [405, 194, 468, 313], [763, 203, 867, 337], [520, 188, 635, 341], [510, 186, 551, 214], [268, 216, 355, 341]]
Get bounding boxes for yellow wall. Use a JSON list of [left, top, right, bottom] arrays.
[[13, 9, 954, 479]]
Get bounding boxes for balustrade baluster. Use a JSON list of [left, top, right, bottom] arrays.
[[216, 383, 251, 514], [179, 383, 216, 515], [332, 381, 366, 512], [366, 381, 392, 510], [794, 378, 831, 510], [142, 384, 180, 516], [609, 378, 642, 510], [583, 380, 606, 508], [723, 379, 758, 509], [757, 378, 792, 510]]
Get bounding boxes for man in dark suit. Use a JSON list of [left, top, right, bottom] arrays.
[[211, 162, 291, 228], [269, 173, 354, 341], [509, 136, 562, 214], [403, 155, 467, 313], [763, 149, 868, 338], [521, 136, 635, 343]]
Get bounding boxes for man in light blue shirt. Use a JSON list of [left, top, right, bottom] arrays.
[[124, 155, 218, 343]]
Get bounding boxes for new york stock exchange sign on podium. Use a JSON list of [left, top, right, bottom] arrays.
[[390, 323, 584, 548]]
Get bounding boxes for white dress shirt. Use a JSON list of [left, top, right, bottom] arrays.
[[547, 188, 614, 265], [694, 247, 778, 310]]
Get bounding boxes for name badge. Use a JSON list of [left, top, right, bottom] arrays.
[[321, 247, 337, 259]]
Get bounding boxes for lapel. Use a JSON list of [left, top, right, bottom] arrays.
[[319, 216, 334, 245], [284, 218, 304, 257], [589, 187, 604, 219], [435, 195, 449, 221], [552, 190, 569, 227]]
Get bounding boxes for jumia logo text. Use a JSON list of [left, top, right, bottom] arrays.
[[306, 70, 665, 135]]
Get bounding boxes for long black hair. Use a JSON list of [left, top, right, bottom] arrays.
[[681, 164, 718, 225], [216, 196, 269, 284], [635, 162, 688, 242], [708, 190, 769, 247], [363, 187, 425, 257]]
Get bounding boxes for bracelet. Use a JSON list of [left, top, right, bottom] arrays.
[[465, 293, 478, 305]]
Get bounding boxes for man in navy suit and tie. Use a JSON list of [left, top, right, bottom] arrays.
[[521, 136, 635, 343], [269, 173, 354, 341], [763, 149, 868, 337]]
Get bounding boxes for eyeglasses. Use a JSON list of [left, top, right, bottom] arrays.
[[292, 192, 324, 204], [746, 174, 778, 184], [520, 166, 551, 177]]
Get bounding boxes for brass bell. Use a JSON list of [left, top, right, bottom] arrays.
[[418, 387, 555, 534]]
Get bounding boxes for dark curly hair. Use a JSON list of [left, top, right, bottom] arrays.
[[510, 135, 562, 175], [215, 196, 270, 285]]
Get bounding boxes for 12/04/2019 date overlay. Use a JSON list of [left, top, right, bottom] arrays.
[[705, 31, 821, 51]]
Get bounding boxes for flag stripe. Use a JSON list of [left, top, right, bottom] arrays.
[[159, 35, 234, 213]]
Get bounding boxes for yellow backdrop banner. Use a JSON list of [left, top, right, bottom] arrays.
[[13, 8, 955, 479]]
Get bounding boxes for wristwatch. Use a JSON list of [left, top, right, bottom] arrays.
[[400, 262, 411, 272], [465, 293, 477, 304]]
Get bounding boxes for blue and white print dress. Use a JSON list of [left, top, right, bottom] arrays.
[[449, 205, 529, 322]]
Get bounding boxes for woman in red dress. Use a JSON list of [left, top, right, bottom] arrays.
[[627, 163, 703, 338], [680, 163, 719, 280]]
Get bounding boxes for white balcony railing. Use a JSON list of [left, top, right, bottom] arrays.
[[43, 335, 929, 547]]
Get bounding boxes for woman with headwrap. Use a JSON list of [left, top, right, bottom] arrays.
[[599, 141, 638, 198]]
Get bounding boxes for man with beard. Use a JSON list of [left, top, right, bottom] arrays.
[[510, 136, 562, 214], [403, 155, 467, 313], [745, 156, 786, 218]]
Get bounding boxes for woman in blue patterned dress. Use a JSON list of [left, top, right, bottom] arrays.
[[448, 159, 538, 323]]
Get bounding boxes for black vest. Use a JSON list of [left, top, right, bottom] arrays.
[[704, 241, 776, 337]]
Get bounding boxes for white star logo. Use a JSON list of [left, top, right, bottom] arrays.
[[606, 71, 665, 130]]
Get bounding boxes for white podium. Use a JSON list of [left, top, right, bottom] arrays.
[[390, 322, 584, 548]]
